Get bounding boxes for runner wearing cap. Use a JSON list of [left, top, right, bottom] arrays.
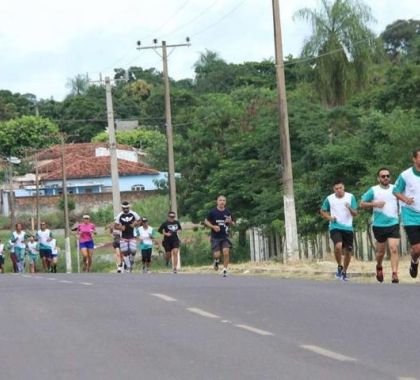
[[134, 217, 156, 273], [115, 202, 141, 272], [77, 215, 96, 272]]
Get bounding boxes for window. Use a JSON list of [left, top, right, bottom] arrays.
[[131, 184, 145, 191]]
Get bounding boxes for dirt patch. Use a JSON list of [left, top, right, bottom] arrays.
[[178, 256, 418, 284]]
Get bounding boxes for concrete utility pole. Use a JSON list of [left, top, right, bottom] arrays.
[[105, 77, 121, 216], [272, 0, 299, 260], [35, 153, 40, 230], [7, 157, 20, 228], [60, 135, 72, 273], [136, 38, 191, 216]]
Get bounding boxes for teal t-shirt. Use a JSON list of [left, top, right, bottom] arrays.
[[394, 167, 420, 226]]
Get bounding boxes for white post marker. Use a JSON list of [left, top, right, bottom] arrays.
[[65, 236, 72, 273], [76, 238, 80, 273]]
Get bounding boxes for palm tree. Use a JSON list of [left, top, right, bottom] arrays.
[[294, 0, 377, 107], [66, 74, 90, 96]]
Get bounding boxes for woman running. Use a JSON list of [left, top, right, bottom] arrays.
[[77, 215, 96, 272]]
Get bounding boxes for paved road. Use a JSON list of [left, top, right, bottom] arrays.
[[0, 272, 418, 380]]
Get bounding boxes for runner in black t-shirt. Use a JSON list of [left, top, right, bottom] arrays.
[[204, 195, 235, 277], [158, 211, 182, 273], [114, 201, 141, 272]]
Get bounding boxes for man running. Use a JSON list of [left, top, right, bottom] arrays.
[[115, 201, 141, 272], [361, 168, 400, 283], [204, 195, 235, 277], [158, 211, 182, 274], [393, 148, 420, 279], [320, 180, 358, 281], [36, 222, 53, 272]]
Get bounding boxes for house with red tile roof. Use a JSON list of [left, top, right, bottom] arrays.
[[14, 143, 168, 196]]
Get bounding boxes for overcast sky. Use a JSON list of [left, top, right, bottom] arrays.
[[0, 0, 418, 100]]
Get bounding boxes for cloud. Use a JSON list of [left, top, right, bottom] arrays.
[[0, 0, 417, 100]]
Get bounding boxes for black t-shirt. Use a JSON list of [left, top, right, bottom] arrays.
[[115, 210, 141, 239], [158, 220, 182, 242], [206, 208, 233, 239]]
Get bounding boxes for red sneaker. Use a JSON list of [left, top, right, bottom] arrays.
[[391, 272, 399, 284]]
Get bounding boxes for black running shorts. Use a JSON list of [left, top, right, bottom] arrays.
[[330, 229, 354, 251], [372, 224, 400, 243], [211, 238, 232, 253], [163, 240, 180, 252], [405, 225, 420, 246]]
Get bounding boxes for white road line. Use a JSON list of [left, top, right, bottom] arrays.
[[151, 293, 177, 302], [399, 377, 418, 380], [59, 280, 73, 284], [22, 275, 31, 278], [187, 307, 220, 319], [80, 282, 93, 286], [46, 277, 57, 281], [235, 324, 274, 336], [300, 345, 357, 362]]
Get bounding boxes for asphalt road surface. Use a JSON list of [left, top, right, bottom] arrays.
[[0, 272, 418, 380]]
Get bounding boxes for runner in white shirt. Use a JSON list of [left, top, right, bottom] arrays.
[[134, 217, 155, 273], [320, 180, 358, 281], [11, 223, 28, 273], [361, 168, 400, 283], [393, 148, 420, 278], [26, 235, 39, 274]]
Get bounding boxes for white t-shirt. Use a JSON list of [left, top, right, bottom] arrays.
[[134, 226, 154, 248], [12, 231, 26, 249], [27, 241, 38, 255]]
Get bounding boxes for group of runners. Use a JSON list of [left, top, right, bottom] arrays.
[[110, 197, 234, 277], [1, 147, 418, 282], [321, 148, 420, 283], [0, 195, 235, 276], [0, 221, 58, 274]]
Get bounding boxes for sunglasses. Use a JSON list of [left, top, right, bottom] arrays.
[[380, 174, 390, 178], [168, 215, 176, 218]]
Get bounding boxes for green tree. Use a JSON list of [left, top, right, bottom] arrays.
[[92, 128, 167, 169], [381, 19, 420, 62], [294, 0, 377, 106], [0, 116, 60, 156]]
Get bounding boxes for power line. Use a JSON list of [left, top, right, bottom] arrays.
[[97, 2, 190, 75], [141, 0, 190, 40], [161, 0, 220, 39], [190, 0, 248, 38]]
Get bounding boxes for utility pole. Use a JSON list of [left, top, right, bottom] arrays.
[[60, 134, 72, 273], [272, 0, 299, 260], [105, 77, 121, 216], [35, 153, 40, 231], [136, 38, 191, 216]]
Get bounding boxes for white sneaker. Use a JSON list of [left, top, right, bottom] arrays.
[[222, 268, 227, 277], [117, 266, 122, 273]]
